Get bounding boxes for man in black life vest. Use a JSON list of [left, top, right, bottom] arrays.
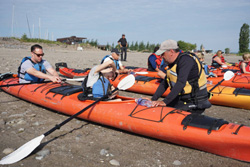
[[151, 40, 211, 114], [117, 34, 128, 61]]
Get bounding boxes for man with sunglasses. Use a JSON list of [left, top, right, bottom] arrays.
[[18, 44, 62, 83], [150, 40, 211, 114]]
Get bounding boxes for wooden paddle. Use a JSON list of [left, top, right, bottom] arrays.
[[0, 74, 135, 165]]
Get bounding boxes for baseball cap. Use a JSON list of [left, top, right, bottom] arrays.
[[111, 48, 120, 55], [155, 39, 179, 55]]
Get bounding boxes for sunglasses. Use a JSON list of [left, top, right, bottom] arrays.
[[33, 52, 44, 57]]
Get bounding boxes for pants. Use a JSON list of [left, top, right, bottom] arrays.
[[167, 91, 212, 114], [121, 47, 127, 61]]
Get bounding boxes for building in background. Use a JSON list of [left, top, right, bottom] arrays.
[[57, 36, 86, 45]]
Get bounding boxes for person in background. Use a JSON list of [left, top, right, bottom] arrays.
[[118, 34, 128, 61], [18, 44, 62, 83], [196, 52, 216, 77], [151, 39, 211, 114], [211, 50, 227, 68], [239, 53, 250, 74], [101, 48, 131, 74], [148, 46, 162, 72]]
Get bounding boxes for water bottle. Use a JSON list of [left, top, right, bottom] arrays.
[[135, 98, 152, 107], [207, 80, 213, 85]]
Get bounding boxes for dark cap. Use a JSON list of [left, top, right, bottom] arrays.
[[111, 48, 120, 54], [122, 34, 125, 36]]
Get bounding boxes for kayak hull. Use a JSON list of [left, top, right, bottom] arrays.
[[1, 77, 250, 162], [111, 74, 250, 110]]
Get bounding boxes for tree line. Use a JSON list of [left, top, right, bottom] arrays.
[[18, 23, 249, 54]]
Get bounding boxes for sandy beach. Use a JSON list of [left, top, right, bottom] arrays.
[[0, 39, 250, 167]]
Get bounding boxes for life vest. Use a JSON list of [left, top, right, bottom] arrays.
[[101, 55, 120, 70], [211, 55, 225, 67], [166, 52, 207, 95], [81, 73, 112, 100], [147, 53, 162, 71], [239, 61, 250, 72], [18, 57, 46, 82]]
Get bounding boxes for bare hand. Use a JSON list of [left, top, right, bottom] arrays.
[[151, 101, 166, 107]]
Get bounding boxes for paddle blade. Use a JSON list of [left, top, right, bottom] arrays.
[[117, 74, 135, 90], [135, 72, 148, 75], [224, 70, 234, 81], [65, 77, 85, 82], [0, 135, 44, 165]]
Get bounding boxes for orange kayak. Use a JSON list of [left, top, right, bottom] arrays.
[[207, 73, 250, 89], [55, 62, 90, 78], [111, 74, 250, 110], [125, 66, 159, 78], [1, 75, 250, 162], [56, 63, 159, 78]]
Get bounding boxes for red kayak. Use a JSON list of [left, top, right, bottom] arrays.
[[110, 74, 250, 110], [1, 74, 250, 162], [207, 73, 250, 89]]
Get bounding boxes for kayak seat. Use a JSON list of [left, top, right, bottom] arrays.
[[72, 68, 90, 74], [135, 76, 157, 83], [233, 88, 250, 96], [125, 66, 140, 70], [181, 114, 228, 134], [48, 85, 83, 99], [55, 62, 68, 71], [221, 69, 239, 73]]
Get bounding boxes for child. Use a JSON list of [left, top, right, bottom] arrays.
[[197, 52, 216, 77], [239, 53, 250, 74]]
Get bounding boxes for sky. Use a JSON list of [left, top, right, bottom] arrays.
[[0, 0, 250, 53]]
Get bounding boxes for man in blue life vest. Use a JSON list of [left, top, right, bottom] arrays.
[[18, 44, 62, 83], [151, 40, 211, 114], [101, 48, 131, 74]]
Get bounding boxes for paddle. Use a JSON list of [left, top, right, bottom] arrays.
[[0, 74, 135, 165], [209, 70, 235, 92], [130, 71, 149, 75], [0, 78, 85, 88]]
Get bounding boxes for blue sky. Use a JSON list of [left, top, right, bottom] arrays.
[[0, 0, 249, 52]]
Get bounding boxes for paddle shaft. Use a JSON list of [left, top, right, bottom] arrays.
[[43, 87, 118, 137], [209, 79, 225, 92], [0, 79, 75, 88]]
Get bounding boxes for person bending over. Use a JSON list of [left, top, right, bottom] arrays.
[[101, 48, 131, 74], [151, 40, 211, 114]]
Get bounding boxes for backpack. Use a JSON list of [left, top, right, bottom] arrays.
[[80, 73, 112, 101]]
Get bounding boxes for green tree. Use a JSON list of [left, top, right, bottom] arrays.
[[239, 23, 250, 53], [129, 41, 135, 51], [225, 48, 230, 54], [138, 41, 145, 51], [21, 34, 28, 41], [106, 43, 111, 51], [134, 41, 139, 51], [177, 40, 196, 51]]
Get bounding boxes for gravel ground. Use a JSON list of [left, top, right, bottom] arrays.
[[0, 38, 250, 167]]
